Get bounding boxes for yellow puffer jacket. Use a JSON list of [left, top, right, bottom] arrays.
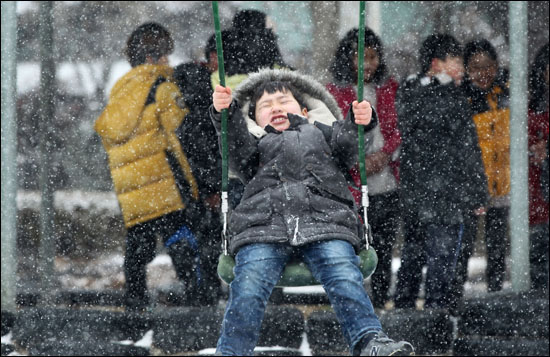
[[470, 85, 510, 198], [95, 64, 199, 228]]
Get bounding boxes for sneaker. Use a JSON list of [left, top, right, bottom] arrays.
[[360, 333, 414, 356]]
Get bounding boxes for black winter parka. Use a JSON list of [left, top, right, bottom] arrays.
[[397, 74, 488, 225]]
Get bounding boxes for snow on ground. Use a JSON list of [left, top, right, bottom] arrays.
[[56, 252, 178, 291], [55, 249, 495, 299], [16, 190, 120, 215], [13, 189, 501, 297], [6, 231, 499, 357], [283, 255, 493, 297]]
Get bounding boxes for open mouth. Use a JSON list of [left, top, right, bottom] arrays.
[[271, 115, 287, 124]]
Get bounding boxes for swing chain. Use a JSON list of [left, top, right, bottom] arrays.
[[221, 191, 229, 255], [361, 185, 371, 250]]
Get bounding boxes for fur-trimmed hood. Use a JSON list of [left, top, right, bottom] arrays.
[[233, 69, 344, 138]]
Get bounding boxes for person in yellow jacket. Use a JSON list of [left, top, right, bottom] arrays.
[[456, 39, 511, 296], [95, 22, 204, 311]]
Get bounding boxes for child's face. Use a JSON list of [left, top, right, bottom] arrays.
[[353, 47, 380, 83], [254, 90, 308, 131], [466, 52, 498, 90], [436, 55, 464, 85]]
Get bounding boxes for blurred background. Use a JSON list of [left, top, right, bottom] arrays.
[[13, 1, 548, 192], [4, 0, 549, 287]]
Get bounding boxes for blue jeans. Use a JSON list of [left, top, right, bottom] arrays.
[[216, 240, 382, 356]]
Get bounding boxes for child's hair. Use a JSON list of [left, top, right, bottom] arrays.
[[222, 9, 288, 76], [330, 27, 387, 85], [125, 22, 174, 67], [204, 29, 231, 61], [248, 81, 308, 120], [232, 9, 267, 30], [463, 39, 498, 68], [528, 43, 549, 113], [419, 33, 462, 75], [205, 33, 217, 61]]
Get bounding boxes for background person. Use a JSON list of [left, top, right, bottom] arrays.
[[527, 43, 549, 294], [94, 22, 201, 311], [327, 27, 401, 310], [394, 34, 487, 309], [452, 39, 510, 303]]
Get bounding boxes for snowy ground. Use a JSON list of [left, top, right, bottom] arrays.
[[8, 191, 510, 355], [54, 251, 499, 297], [4, 251, 508, 356], [15, 189, 503, 296]]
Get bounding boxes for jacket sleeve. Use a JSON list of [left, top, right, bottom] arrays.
[[329, 105, 378, 170], [210, 102, 260, 183], [395, 79, 420, 150], [157, 81, 199, 201], [455, 92, 488, 211]]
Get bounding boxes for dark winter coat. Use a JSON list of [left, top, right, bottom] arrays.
[[396, 73, 488, 225], [210, 69, 378, 254], [542, 139, 549, 204], [173, 62, 221, 200]]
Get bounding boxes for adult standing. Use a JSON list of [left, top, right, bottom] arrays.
[[210, 9, 291, 209]]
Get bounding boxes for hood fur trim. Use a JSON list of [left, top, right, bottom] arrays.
[[233, 69, 344, 138]]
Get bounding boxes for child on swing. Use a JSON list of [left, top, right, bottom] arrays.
[[210, 69, 414, 356]]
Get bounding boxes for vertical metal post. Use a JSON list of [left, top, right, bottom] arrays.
[[38, 1, 58, 304], [1, 0, 18, 313], [508, 1, 530, 292]]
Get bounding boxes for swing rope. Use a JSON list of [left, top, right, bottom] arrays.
[[357, 1, 372, 250], [211, 1, 377, 286], [212, 1, 229, 255]]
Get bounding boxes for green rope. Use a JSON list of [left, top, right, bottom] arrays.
[[357, 1, 372, 250], [212, 1, 230, 254], [212, 0, 377, 282], [357, 1, 367, 186], [212, 1, 228, 193]]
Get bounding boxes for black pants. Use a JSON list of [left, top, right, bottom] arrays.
[[484, 207, 509, 292], [367, 190, 400, 309], [450, 206, 509, 311], [190, 204, 223, 301], [124, 209, 221, 310], [449, 211, 478, 310], [530, 223, 549, 292], [393, 212, 426, 309]]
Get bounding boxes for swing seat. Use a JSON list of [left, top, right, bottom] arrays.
[[217, 246, 378, 287]]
